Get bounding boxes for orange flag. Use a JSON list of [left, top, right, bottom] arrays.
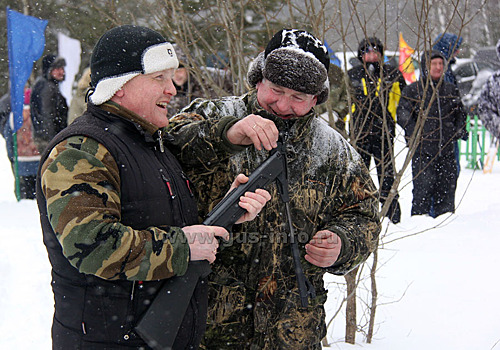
[[399, 33, 416, 84]]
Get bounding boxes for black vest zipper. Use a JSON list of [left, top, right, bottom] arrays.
[[157, 129, 165, 152]]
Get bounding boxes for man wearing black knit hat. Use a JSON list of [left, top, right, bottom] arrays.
[[348, 37, 406, 224], [169, 29, 381, 349], [30, 54, 68, 153], [397, 50, 467, 218], [36, 25, 273, 349]]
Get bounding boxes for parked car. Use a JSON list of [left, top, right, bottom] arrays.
[[473, 46, 500, 71], [452, 58, 497, 110]]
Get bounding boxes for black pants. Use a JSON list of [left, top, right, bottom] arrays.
[[9, 162, 37, 199], [411, 152, 457, 217], [358, 135, 400, 222], [358, 135, 397, 200], [18, 175, 37, 199]]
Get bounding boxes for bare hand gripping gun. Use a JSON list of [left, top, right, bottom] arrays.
[[135, 137, 315, 350]]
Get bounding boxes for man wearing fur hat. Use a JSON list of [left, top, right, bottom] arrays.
[[36, 25, 273, 349], [30, 54, 68, 153], [347, 37, 406, 224], [168, 29, 381, 349]]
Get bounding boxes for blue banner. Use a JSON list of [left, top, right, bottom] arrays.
[[323, 40, 341, 67], [6, 7, 48, 132]]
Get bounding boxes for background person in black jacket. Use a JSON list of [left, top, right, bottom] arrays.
[[347, 37, 406, 224], [30, 54, 68, 153], [397, 50, 467, 218]]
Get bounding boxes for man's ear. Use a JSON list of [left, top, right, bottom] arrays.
[[109, 88, 124, 104], [312, 95, 318, 107]]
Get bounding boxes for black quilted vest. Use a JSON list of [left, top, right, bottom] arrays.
[[36, 103, 204, 349]]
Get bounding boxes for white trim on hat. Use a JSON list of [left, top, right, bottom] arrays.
[[90, 42, 179, 105], [143, 42, 179, 73], [90, 72, 140, 105]]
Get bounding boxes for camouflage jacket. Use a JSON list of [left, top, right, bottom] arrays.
[[168, 91, 381, 349], [37, 101, 238, 347], [478, 69, 500, 139], [315, 64, 350, 136], [39, 102, 195, 282]]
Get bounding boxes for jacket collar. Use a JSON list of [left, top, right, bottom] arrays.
[[246, 90, 316, 141], [89, 101, 173, 151]]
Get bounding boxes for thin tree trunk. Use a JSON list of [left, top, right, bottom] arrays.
[[345, 266, 359, 344], [367, 248, 378, 343]]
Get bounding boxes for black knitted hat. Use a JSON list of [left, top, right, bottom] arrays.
[[89, 25, 178, 105], [357, 37, 384, 62], [247, 29, 330, 105], [42, 54, 66, 77], [420, 50, 446, 80]]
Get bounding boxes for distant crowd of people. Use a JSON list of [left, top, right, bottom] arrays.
[[1, 54, 67, 199], [329, 33, 468, 220], [3, 31, 499, 220], [2, 31, 499, 218]]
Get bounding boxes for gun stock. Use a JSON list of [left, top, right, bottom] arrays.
[[134, 261, 211, 350]]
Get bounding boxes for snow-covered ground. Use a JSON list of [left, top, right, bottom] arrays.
[[325, 135, 500, 349], [0, 134, 499, 349]]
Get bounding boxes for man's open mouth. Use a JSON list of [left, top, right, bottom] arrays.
[[156, 102, 169, 109]]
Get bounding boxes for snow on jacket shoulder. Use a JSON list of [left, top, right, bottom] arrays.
[[478, 70, 500, 139]]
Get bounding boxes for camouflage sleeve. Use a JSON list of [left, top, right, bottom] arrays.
[[322, 143, 381, 275], [478, 76, 500, 139], [167, 98, 247, 167], [40, 135, 190, 281]]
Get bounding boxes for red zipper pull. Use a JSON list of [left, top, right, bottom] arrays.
[[182, 172, 194, 197], [161, 173, 176, 199]]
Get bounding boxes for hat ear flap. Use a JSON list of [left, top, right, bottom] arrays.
[[316, 79, 330, 105], [247, 52, 265, 88]]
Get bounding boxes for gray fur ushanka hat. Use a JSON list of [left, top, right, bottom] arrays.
[[247, 29, 330, 105]]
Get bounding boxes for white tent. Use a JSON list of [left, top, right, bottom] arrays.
[[57, 32, 81, 106]]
